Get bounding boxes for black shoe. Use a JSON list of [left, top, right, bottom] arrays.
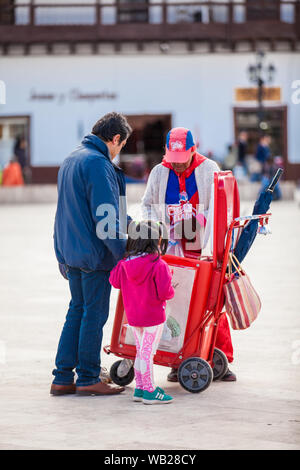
[[167, 368, 178, 383], [221, 369, 237, 382]]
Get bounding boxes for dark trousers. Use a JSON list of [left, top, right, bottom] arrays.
[[52, 267, 111, 386]]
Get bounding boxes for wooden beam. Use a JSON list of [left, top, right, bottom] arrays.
[[0, 18, 298, 47]]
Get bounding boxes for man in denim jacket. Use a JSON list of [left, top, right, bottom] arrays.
[[51, 112, 132, 396]]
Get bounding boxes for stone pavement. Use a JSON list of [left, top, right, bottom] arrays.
[[0, 200, 299, 450]]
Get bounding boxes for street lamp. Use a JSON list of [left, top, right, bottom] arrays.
[[247, 51, 276, 130]]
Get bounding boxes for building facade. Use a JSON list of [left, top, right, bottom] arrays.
[[0, 0, 300, 182]]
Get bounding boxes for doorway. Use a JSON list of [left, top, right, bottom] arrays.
[[121, 114, 171, 180], [0, 115, 30, 168], [233, 106, 287, 172]]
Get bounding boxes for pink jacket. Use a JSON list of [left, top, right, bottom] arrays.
[[109, 254, 175, 327]]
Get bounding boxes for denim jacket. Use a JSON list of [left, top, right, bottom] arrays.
[[54, 134, 129, 271]]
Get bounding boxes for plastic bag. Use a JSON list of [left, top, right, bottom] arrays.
[[166, 225, 185, 257]]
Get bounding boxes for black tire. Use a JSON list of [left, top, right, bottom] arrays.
[[212, 348, 228, 381], [110, 360, 134, 386], [178, 357, 213, 393]]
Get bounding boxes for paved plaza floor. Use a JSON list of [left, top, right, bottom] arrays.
[[0, 200, 299, 450]]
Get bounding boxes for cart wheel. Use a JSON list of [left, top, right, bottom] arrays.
[[110, 360, 134, 387], [178, 357, 213, 393], [212, 348, 228, 381]]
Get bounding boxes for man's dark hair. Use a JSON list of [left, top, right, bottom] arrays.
[[92, 112, 132, 143]]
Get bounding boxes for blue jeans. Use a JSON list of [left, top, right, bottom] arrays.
[[52, 267, 112, 386]]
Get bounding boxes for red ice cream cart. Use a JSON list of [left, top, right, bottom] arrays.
[[103, 171, 270, 393]]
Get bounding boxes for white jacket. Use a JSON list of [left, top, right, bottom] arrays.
[[141, 158, 219, 225]]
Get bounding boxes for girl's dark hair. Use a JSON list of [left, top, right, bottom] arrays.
[[92, 112, 132, 143], [125, 220, 168, 260]]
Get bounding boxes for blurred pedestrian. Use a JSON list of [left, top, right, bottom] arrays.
[[14, 136, 27, 169], [255, 135, 271, 180], [260, 156, 283, 201], [237, 131, 248, 174], [2, 158, 24, 186], [14, 136, 31, 184], [223, 144, 238, 171], [51, 112, 132, 397]]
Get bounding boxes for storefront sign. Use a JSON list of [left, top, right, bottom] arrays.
[[235, 87, 281, 102], [29, 88, 118, 104]]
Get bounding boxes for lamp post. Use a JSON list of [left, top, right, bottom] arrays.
[[247, 51, 276, 131]]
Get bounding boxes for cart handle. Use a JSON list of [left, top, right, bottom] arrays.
[[233, 213, 271, 223]]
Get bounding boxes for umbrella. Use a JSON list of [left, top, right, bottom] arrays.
[[233, 169, 283, 264]]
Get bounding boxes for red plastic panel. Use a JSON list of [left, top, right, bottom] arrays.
[[213, 171, 240, 268]]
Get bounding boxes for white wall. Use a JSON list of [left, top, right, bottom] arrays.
[[0, 52, 299, 166]]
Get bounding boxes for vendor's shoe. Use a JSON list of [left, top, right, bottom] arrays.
[[76, 381, 125, 396], [143, 387, 173, 405], [167, 368, 178, 383], [100, 367, 113, 384], [221, 369, 237, 382], [133, 388, 144, 402], [50, 383, 76, 396]]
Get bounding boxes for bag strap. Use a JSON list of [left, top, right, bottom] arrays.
[[228, 254, 232, 278], [231, 252, 244, 272], [229, 252, 244, 275]]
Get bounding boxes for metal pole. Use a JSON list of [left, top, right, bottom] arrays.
[[257, 76, 264, 128]]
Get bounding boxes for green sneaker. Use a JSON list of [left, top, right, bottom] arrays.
[[133, 388, 144, 402], [143, 387, 173, 405]]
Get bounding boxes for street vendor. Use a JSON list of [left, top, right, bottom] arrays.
[[141, 127, 236, 382]]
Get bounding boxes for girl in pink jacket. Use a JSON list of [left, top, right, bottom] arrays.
[[109, 220, 175, 404]]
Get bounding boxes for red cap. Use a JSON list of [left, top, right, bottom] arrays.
[[165, 127, 195, 163]]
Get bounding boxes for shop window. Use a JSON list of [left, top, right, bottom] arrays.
[[246, 0, 280, 21], [0, 0, 15, 25], [117, 0, 149, 24]]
